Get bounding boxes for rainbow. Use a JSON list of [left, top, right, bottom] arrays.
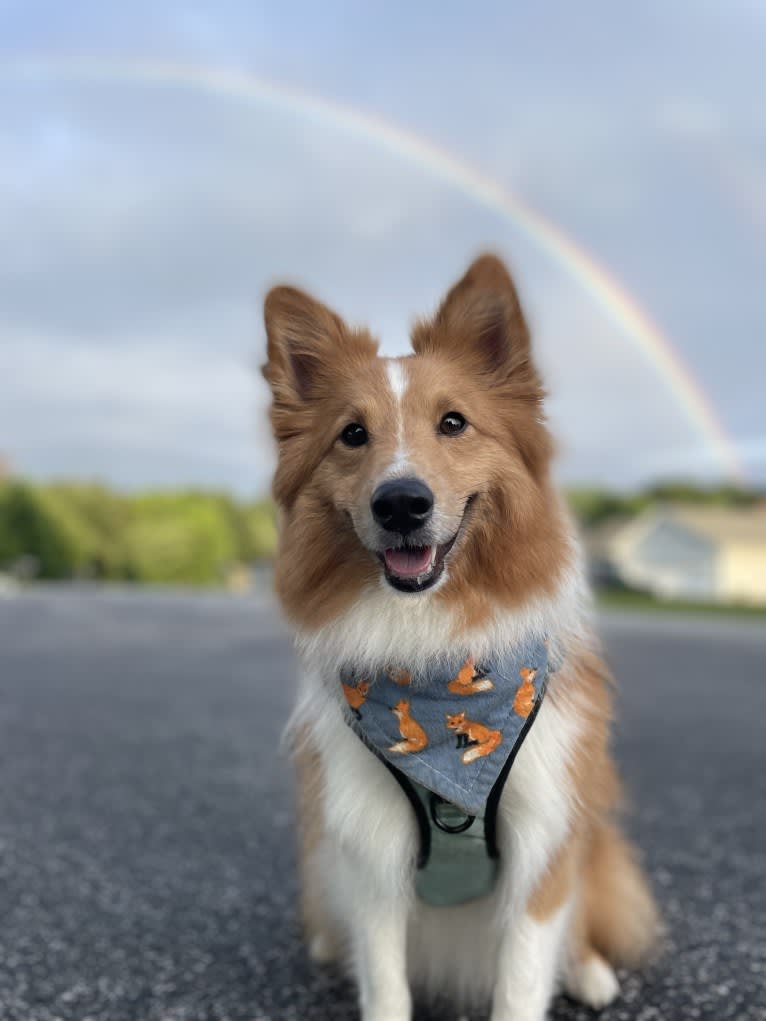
[[2, 55, 746, 481]]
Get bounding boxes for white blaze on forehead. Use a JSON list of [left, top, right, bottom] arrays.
[[386, 358, 408, 401], [384, 358, 410, 478]]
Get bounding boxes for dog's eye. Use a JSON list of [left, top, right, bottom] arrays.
[[439, 412, 467, 436], [340, 423, 369, 448]]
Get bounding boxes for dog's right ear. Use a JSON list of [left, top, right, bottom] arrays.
[[262, 286, 378, 502], [262, 286, 348, 404]]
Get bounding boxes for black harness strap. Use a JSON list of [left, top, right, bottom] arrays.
[[381, 677, 548, 868], [484, 676, 548, 858], [381, 758, 431, 868]]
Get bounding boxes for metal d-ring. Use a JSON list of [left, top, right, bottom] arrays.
[[429, 793, 475, 834]]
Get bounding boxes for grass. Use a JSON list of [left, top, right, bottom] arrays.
[[596, 587, 766, 618]]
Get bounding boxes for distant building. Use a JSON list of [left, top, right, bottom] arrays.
[[587, 505, 766, 605]]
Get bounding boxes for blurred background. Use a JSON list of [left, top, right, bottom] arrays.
[[0, 2, 764, 598]]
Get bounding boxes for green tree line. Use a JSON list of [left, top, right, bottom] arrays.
[[0, 480, 277, 584], [565, 481, 763, 528], [1, 477, 761, 586]]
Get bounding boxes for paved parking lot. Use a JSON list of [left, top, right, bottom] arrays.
[[0, 589, 763, 1019]]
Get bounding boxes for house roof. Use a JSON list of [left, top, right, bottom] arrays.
[[586, 503, 766, 560], [664, 505, 766, 546]]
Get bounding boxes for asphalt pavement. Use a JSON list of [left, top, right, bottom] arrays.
[[0, 588, 763, 1021]]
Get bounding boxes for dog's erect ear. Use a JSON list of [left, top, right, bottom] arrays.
[[262, 285, 349, 402], [412, 254, 532, 378]]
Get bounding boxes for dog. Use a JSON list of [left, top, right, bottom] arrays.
[[262, 254, 659, 1019]]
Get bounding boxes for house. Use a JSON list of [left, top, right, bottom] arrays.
[[586, 504, 766, 605]]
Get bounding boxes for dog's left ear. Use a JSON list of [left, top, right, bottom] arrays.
[[412, 254, 534, 380]]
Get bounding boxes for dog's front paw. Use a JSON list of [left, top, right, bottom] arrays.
[[564, 954, 620, 1010], [363, 1010, 411, 1021], [361, 993, 412, 1021], [490, 1007, 547, 1021]]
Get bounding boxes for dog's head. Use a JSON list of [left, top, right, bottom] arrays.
[[263, 254, 568, 628]]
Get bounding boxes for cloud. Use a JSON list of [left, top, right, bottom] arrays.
[[0, 3, 763, 489], [0, 78, 469, 340], [1, 332, 272, 492], [0, 288, 713, 495]]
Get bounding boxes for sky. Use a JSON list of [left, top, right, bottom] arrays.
[[0, 1, 764, 495]]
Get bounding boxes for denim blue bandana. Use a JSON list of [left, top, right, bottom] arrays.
[[340, 639, 550, 817]]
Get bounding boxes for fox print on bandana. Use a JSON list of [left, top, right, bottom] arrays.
[[447, 658, 495, 696], [342, 680, 369, 719], [389, 700, 429, 754], [388, 667, 412, 687], [445, 711, 502, 764], [339, 639, 550, 815], [513, 667, 538, 719]]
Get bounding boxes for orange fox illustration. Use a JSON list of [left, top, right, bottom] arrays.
[[342, 680, 370, 719], [389, 700, 429, 754], [447, 658, 495, 696], [388, 667, 412, 687], [445, 711, 502, 764], [513, 667, 538, 719]]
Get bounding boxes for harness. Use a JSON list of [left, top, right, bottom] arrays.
[[340, 641, 550, 907]]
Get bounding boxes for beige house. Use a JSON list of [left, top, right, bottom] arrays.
[[587, 505, 766, 605]]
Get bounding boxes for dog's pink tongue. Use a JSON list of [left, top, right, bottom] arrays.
[[384, 546, 433, 578]]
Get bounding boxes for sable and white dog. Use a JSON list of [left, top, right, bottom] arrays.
[[262, 255, 658, 1020]]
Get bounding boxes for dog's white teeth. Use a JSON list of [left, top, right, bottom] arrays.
[[418, 548, 437, 579]]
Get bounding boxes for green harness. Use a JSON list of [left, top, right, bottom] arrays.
[[381, 685, 546, 907], [341, 641, 551, 908], [411, 782, 498, 906]]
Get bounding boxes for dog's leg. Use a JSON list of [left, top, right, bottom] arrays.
[[294, 730, 342, 963], [315, 703, 418, 1021], [489, 696, 582, 1020], [490, 903, 570, 1021], [348, 884, 412, 1021], [489, 813, 576, 1019]]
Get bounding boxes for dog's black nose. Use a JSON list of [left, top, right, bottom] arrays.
[[371, 478, 434, 534]]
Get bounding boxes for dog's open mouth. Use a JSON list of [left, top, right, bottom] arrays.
[[378, 540, 452, 593], [377, 497, 476, 593]]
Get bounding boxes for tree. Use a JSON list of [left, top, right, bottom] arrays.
[[124, 494, 239, 584], [0, 482, 84, 578], [241, 500, 278, 561]]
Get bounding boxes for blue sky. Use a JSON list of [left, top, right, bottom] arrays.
[[1, 1, 764, 494]]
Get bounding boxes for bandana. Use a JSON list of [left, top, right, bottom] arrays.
[[340, 638, 549, 817]]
